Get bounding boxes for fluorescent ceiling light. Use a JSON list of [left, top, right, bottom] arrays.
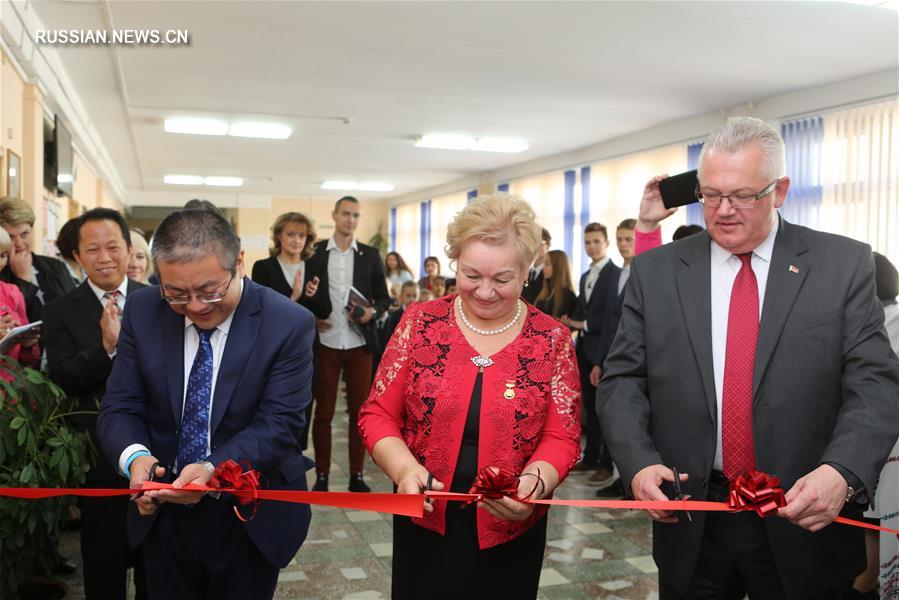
[[56, 174, 74, 184], [164, 118, 229, 136], [164, 174, 204, 185], [842, 0, 898, 8], [358, 181, 395, 192], [228, 122, 292, 140], [204, 176, 243, 187], [473, 138, 530, 153], [322, 181, 359, 190], [415, 134, 474, 150], [414, 134, 529, 153]]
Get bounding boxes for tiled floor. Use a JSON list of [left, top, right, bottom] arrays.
[[59, 413, 659, 599]]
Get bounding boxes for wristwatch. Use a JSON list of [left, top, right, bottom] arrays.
[[845, 485, 867, 504]]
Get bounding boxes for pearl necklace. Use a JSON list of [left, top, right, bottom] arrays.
[[457, 298, 522, 336]]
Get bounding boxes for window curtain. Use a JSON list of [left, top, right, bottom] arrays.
[[819, 98, 898, 267], [686, 142, 704, 226], [563, 170, 576, 260], [781, 117, 824, 229], [389, 207, 397, 251], [430, 190, 468, 275], [507, 170, 566, 265], [467, 189, 477, 204], [419, 200, 432, 277], [588, 143, 689, 267], [394, 202, 421, 282], [579, 166, 591, 275], [497, 183, 510, 193]]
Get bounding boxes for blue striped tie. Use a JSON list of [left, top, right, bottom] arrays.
[[176, 327, 215, 471]]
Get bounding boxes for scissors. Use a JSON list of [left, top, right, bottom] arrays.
[[130, 461, 165, 505], [671, 466, 692, 523]]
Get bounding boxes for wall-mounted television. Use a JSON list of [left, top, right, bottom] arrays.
[[43, 115, 74, 197]]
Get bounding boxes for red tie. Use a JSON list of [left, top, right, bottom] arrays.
[[722, 252, 758, 480]]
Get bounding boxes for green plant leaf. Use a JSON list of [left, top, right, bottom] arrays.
[[47, 437, 63, 447], [19, 464, 32, 484], [9, 417, 24, 430], [59, 453, 69, 481], [16, 426, 26, 446]]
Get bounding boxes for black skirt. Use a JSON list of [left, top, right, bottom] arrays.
[[391, 371, 548, 599]]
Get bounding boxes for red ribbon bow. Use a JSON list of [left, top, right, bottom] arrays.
[[209, 459, 262, 521], [728, 470, 786, 518], [465, 466, 520, 505]]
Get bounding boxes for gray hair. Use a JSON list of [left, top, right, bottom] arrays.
[[698, 117, 786, 182], [152, 209, 241, 274]]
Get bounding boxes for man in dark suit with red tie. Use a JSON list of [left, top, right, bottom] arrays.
[[44, 208, 147, 599], [97, 209, 315, 599], [597, 117, 899, 598]]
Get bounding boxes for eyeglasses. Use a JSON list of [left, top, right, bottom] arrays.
[[160, 274, 234, 305], [695, 179, 780, 209]]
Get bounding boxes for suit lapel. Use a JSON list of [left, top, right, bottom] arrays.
[[73, 281, 103, 323], [210, 278, 261, 435], [164, 304, 186, 427], [753, 218, 808, 399], [674, 234, 717, 420], [352, 245, 366, 293]]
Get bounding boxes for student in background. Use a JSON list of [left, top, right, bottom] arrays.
[[385, 251, 415, 287], [304, 196, 390, 492], [522, 227, 552, 304], [534, 249, 577, 320], [419, 256, 442, 291]]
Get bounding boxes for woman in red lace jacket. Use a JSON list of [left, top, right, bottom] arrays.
[[359, 194, 581, 599]]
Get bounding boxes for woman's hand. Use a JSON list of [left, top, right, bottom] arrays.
[[479, 468, 539, 522], [396, 462, 444, 514]]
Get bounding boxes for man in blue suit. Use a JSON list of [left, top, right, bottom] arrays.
[[97, 208, 315, 599]]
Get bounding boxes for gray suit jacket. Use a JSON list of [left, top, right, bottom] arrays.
[[597, 217, 899, 597]]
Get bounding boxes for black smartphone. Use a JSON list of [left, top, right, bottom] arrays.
[[659, 169, 699, 209]]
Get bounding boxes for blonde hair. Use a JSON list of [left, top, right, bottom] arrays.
[[0, 197, 35, 228], [0, 227, 11, 252], [445, 193, 541, 274], [270, 212, 317, 260], [130, 229, 154, 282]]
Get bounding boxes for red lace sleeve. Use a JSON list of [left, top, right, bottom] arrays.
[[358, 305, 418, 454], [528, 325, 582, 480]]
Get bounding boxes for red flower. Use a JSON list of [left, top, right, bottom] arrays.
[[517, 337, 546, 361], [424, 320, 454, 345], [417, 372, 443, 398]]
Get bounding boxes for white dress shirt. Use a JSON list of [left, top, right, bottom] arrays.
[[118, 280, 243, 475], [319, 237, 366, 350], [711, 217, 778, 471], [87, 276, 129, 358], [617, 263, 631, 297]]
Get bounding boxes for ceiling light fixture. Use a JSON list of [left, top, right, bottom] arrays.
[[228, 122, 292, 140], [164, 174, 205, 185], [322, 181, 360, 191], [164, 118, 229, 136], [203, 176, 244, 187], [358, 181, 395, 192], [414, 134, 529, 153]]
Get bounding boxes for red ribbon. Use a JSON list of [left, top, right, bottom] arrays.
[[208, 459, 262, 521], [727, 470, 787, 518], [464, 466, 520, 505], [2, 467, 897, 537]]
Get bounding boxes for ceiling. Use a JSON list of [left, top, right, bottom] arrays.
[[25, 0, 899, 204]]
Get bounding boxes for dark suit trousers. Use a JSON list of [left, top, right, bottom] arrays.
[[142, 498, 278, 600], [659, 475, 851, 600], [79, 493, 147, 600], [576, 343, 611, 468], [313, 345, 372, 474]]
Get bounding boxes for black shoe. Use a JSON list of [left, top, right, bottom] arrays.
[[53, 555, 77, 575], [595, 479, 624, 498], [349, 473, 371, 493], [312, 473, 328, 492]]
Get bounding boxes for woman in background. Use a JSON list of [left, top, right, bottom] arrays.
[[252, 211, 320, 449], [385, 251, 415, 287], [56, 217, 85, 284], [127, 229, 154, 284], [0, 227, 40, 376], [418, 256, 442, 291], [534, 249, 577, 320]]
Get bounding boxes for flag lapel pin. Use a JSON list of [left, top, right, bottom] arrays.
[[788, 265, 800, 274]]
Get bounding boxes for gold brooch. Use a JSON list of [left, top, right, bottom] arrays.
[[503, 380, 516, 400]]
